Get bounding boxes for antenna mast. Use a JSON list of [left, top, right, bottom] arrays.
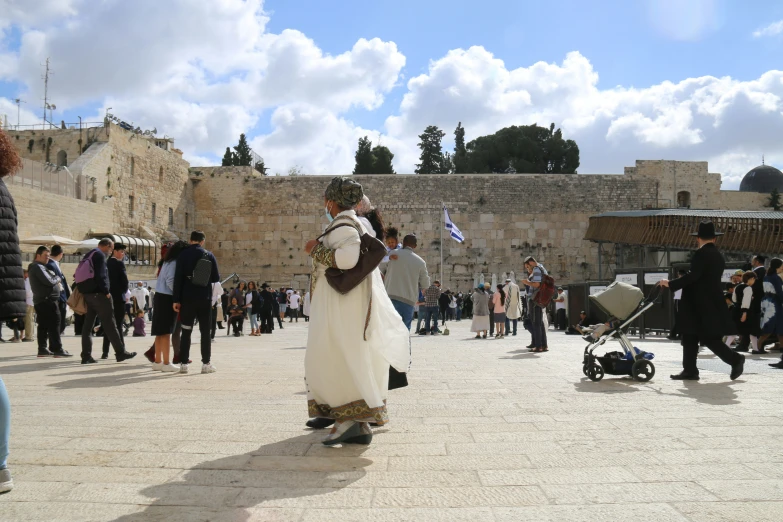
[[41, 58, 53, 128]]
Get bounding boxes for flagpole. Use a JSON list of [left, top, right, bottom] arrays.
[[440, 202, 444, 285]]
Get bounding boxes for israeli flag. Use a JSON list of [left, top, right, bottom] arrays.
[[443, 205, 464, 243]]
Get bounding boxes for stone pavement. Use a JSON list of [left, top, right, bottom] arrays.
[[1, 320, 783, 522]]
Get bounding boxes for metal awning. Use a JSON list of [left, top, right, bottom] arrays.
[[585, 209, 783, 254], [106, 234, 158, 265]]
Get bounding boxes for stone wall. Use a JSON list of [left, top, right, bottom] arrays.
[[625, 160, 723, 209], [8, 126, 109, 167], [191, 172, 660, 290], [718, 190, 771, 210]]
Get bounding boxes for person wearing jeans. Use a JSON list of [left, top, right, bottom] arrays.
[[172, 231, 220, 374], [421, 281, 442, 335], [0, 376, 11, 493], [381, 234, 431, 332], [522, 257, 549, 352], [28, 246, 70, 357]]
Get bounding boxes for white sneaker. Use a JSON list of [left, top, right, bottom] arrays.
[[151, 362, 163, 371], [179, 364, 188, 374], [161, 363, 179, 372], [201, 363, 217, 374]]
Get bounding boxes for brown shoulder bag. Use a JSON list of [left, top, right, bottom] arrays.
[[315, 219, 387, 295]]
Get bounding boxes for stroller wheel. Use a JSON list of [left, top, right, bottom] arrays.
[[582, 364, 589, 377], [587, 364, 604, 382], [632, 360, 655, 382]]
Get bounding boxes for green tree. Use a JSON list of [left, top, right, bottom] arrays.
[[769, 188, 782, 211], [453, 122, 468, 173], [221, 147, 235, 166], [353, 136, 375, 174], [233, 133, 254, 167], [370, 144, 395, 174], [254, 160, 268, 175], [415, 125, 447, 174], [465, 123, 580, 174]]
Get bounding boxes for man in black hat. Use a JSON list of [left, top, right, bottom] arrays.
[[660, 221, 745, 381], [103, 242, 129, 359], [259, 283, 275, 334]]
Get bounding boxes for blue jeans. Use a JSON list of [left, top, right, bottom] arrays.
[[424, 306, 440, 333], [530, 306, 548, 348], [391, 300, 414, 331], [0, 376, 9, 469], [456, 308, 462, 321], [505, 318, 518, 335]]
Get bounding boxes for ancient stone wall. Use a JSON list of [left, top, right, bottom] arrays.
[[191, 172, 660, 290], [625, 160, 723, 209], [717, 190, 771, 210], [9, 126, 109, 167]]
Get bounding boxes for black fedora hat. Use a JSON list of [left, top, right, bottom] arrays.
[[690, 220, 723, 238]]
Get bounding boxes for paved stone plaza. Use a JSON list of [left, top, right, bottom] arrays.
[[1, 321, 782, 521]]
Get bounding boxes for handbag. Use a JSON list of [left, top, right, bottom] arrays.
[[315, 218, 387, 295], [67, 286, 88, 315]]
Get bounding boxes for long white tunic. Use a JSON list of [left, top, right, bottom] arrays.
[[505, 283, 523, 320], [305, 210, 409, 425]]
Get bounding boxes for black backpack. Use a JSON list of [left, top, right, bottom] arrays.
[[191, 252, 213, 287]]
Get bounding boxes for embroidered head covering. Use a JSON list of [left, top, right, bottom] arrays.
[[324, 176, 364, 209]]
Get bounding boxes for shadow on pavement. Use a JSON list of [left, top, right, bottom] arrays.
[[113, 433, 372, 522]]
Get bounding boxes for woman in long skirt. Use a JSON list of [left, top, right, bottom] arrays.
[[471, 285, 490, 339], [304, 177, 409, 446]]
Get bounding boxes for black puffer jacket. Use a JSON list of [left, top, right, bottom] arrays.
[[0, 178, 26, 319]]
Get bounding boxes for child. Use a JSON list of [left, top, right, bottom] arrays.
[[228, 297, 244, 337], [132, 311, 147, 337], [732, 271, 758, 353]]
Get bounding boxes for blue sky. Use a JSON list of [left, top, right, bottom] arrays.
[[1, 0, 782, 185]]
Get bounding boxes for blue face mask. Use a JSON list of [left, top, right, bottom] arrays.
[[325, 204, 334, 222]]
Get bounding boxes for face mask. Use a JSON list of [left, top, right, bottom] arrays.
[[325, 203, 334, 223]]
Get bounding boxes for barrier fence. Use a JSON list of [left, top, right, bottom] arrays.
[[10, 158, 96, 201]]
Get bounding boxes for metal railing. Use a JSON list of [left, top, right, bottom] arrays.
[[3, 121, 106, 131], [10, 158, 97, 201]]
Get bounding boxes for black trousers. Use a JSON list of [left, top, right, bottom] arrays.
[[180, 300, 212, 364], [35, 300, 62, 353], [82, 293, 124, 359], [103, 296, 126, 356], [210, 305, 217, 340], [58, 300, 67, 334], [276, 311, 283, 328], [229, 316, 243, 335], [682, 334, 742, 375], [260, 309, 274, 333], [556, 309, 567, 330]]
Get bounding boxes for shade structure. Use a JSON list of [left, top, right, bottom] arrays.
[[74, 239, 100, 253], [20, 234, 82, 245]]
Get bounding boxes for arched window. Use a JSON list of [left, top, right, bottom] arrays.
[[130, 157, 135, 177], [159, 166, 164, 183], [677, 191, 691, 208], [56, 150, 67, 167]]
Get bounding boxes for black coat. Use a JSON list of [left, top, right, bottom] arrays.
[[107, 257, 129, 299], [669, 243, 733, 338], [0, 178, 26, 320]]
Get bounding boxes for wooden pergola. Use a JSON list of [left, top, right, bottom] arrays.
[[585, 210, 783, 255]]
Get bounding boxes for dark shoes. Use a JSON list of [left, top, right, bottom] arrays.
[[51, 350, 73, 358], [37, 350, 54, 357], [100, 354, 109, 360], [730, 356, 745, 380], [670, 372, 700, 380], [81, 357, 97, 364], [751, 350, 767, 355], [144, 347, 156, 362], [306, 418, 336, 429], [116, 351, 137, 362], [733, 347, 749, 352], [768, 361, 783, 369]]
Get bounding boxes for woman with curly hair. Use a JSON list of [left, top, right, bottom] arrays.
[[303, 177, 409, 446], [0, 128, 25, 493]]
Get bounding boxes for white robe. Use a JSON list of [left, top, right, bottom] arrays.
[[302, 292, 311, 317], [504, 283, 523, 320], [305, 210, 409, 425]]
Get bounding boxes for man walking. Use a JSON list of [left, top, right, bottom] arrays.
[[422, 280, 442, 335], [47, 245, 70, 335], [554, 287, 568, 330], [503, 278, 523, 336], [288, 290, 301, 323], [381, 234, 430, 330], [22, 270, 34, 343], [259, 283, 275, 334], [28, 246, 71, 357], [103, 243, 129, 359], [660, 221, 745, 381], [172, 231, 220, 374], [76, 238, 136, 364], [667, 269, 686, 340], [522, 256, 549, 352]]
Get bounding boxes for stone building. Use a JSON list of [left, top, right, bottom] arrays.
[[3, 117, 773, 289]]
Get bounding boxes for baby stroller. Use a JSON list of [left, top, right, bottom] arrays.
[[582, 282, 661, 382]]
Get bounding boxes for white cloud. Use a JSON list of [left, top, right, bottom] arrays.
[[753, 20, 783, 38], [383, 48, 783, 187]]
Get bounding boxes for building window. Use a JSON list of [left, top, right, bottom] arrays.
[[185, 212, 189, 229], [129, 196, 134, 217], [159, 166, 164, 183], [677, 191, 691, 208], [56, 150, 67, 167], [130, 157, 135, 177], [151, 203, 156, 223], [168, 207, 173, 226]]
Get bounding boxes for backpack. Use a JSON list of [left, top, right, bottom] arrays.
[[74, 250, 98, 284], [532, 266, 556, 308], [190, 252, 213, 287]]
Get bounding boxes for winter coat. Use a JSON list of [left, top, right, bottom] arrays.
[[668, 243, 733, 338], [0, 178, 26, 320]]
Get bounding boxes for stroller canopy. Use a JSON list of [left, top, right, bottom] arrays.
[[589, 282, 644, 320]]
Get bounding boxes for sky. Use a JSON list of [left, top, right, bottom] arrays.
[[1, 0, 783, 188]]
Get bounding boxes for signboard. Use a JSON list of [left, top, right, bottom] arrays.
[[589, 286, 608, 295], [643, 272, 668, 285], [615, 273, 638, 285], [721, 269, 735, 283]]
